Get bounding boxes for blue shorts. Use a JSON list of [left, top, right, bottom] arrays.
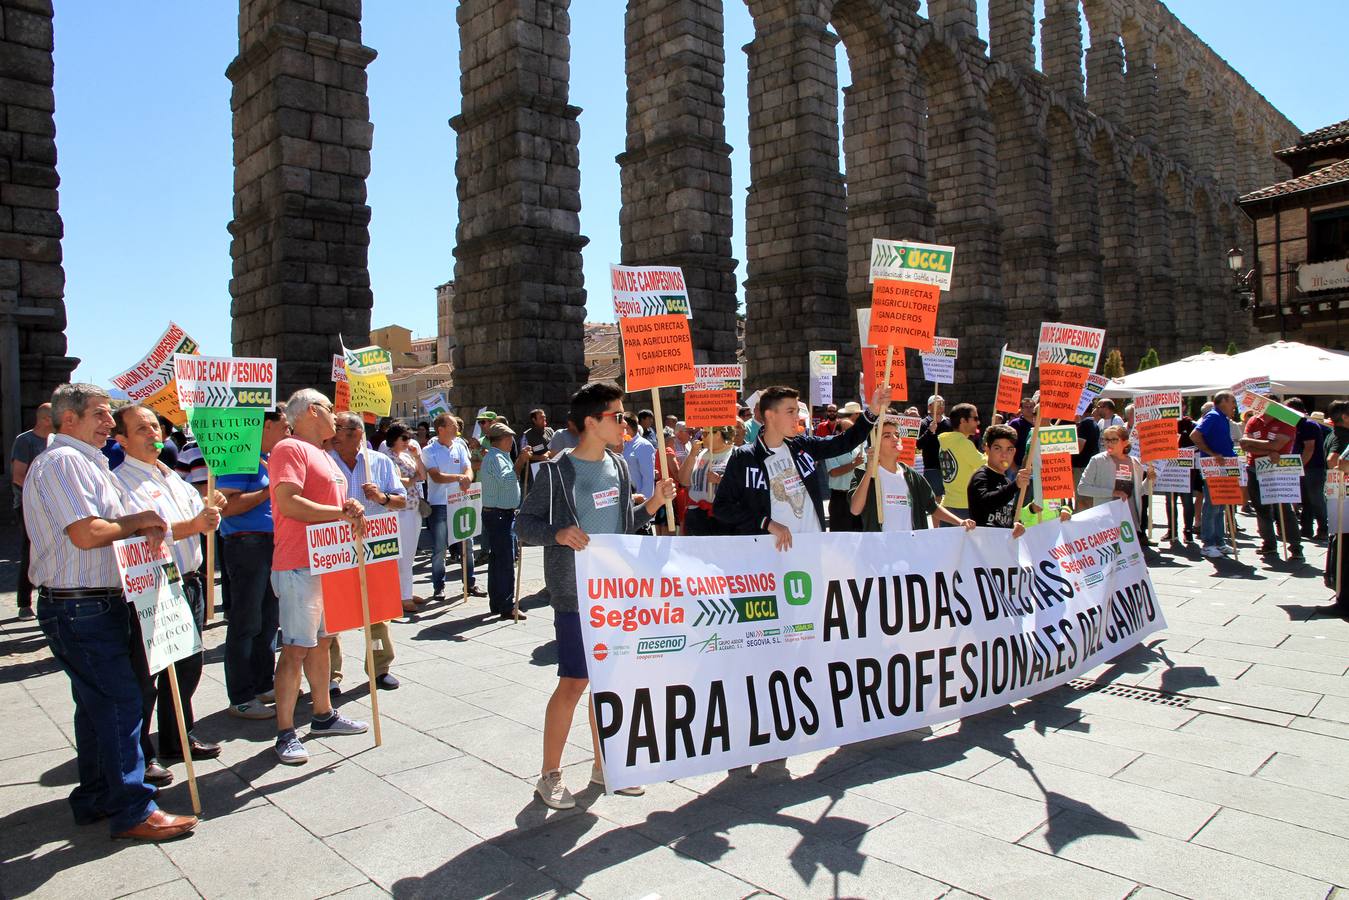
[[554, 611, 589, 680]]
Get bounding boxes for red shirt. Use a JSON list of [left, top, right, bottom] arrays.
[[269, 436, 348, 571], [1243, 415, 1295, 468], [814, 420, 838, 437]]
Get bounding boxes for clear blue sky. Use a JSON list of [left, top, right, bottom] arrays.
[[55, 1, 1343, 384]]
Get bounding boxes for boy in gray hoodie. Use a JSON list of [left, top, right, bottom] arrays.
[[516, 380, 675, 809]]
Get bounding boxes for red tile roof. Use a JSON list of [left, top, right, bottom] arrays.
[[1238, 158, 1349, 204], [1276, 118, 1349, 158]]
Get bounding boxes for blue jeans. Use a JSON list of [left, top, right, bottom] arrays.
[[1302, 468, 1327, 536], [36, 592, 157, 833], [483, 508, 516, 615], [1200, 482, 1227, 548], [429, 505, 475, 594], [222, 533, 279, 705]]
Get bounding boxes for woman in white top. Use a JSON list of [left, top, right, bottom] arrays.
[[1077, 424, 1156, 536], [678, 425, 735, 536], [382, 423, 428, 612]]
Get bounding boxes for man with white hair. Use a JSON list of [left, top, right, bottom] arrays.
[[268, 389, 370, 765]]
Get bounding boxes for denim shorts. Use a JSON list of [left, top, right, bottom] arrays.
[[554, 611, 589, 680], [270, 568, 329, 648]]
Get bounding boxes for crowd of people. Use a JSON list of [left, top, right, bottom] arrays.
[[9, 372, 1349, 838]]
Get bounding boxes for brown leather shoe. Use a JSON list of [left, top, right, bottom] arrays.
[[113, 809, 198, 841], [143, 761, 174, 787]]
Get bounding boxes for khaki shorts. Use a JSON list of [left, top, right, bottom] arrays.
[[270, 568, 329, 648]]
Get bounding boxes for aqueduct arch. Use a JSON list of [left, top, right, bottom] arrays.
[[0, 0, 1302, 424]]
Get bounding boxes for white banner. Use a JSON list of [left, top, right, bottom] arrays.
[[172, 354, 277, 410], [1076, 373, 1108, 417], [578, 503, 1164, 791], [1254, 455, 1303, 505], [306, 512, 402, 575], [1153, 449, 1195, 494], [920, 337, 958, 384], [684, 364, 744, 393], [113, 536, 201, 675]]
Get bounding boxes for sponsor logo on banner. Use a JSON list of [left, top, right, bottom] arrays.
[[868, 239, 956, 290], [784, 571, 812, 606], [637, 635, 687, 656]]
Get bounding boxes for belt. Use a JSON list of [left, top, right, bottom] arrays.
[[224, 531, 271, 538], [182, 571, 205, 585], [38, 587, 122, 600], [692, 501, 714, 512]]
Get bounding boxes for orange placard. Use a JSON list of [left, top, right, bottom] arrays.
[[1135, 417, 1177, 463], [862, 346, 908, 400], [334, 380, 351, 414], [319, 559, 402, 632], [1040, 454, 1076, 500], [1038, 363, 1090, 420], [1205, 476, 1244, 506], [620, 314, 696, 392], [684, 390, 738, 427], [898, 442, 916, 467], [995, 373, 1023, 414], [868, 279, 941, 351]]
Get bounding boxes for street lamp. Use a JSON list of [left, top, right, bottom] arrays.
[[1228, 247, 1253, 309], [1227, 247, 1244, 272]]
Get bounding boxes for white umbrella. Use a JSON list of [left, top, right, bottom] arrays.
[[1102, 341, 1349, 398]]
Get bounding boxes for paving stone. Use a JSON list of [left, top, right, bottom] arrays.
[[310, 716, 465, 778], [1018, 810, 1331, 899], [584, 774, 746, 846], [1183, 697, 1295, 726], [370, 680, 493, 732], [386, 755, 576, 841], [1179, 711, 1345, 764], [120, 879, 206, 899], [823, 759, 1051, 842], [1156, 619, 1292, 648], [1056, 709, 1272, 773], [428, 712, 587, 779], [1257, 751, 1349, 800], [1311, 693, 1349, 724], [971, 758, 1218, 839], [1280, 634, 1349, 657], [459, 683, 554, 729], [1187, 638, 1347, 675], [395, 657, 514, 697], [159, 804, 367, 899], [257, 755, 422, 837], [325, 806, 562, 898], [934, 719, 1143, 777], [1191, 806, 1349, 885], [1058, 689, 1199, 730], [855, 812, 1136, 899], [1242, 663, 1349, 698], [0, 704, 68, 761], [1132, 668, 1321, 715]]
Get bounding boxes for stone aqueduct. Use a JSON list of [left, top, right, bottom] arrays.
[[1, 0, 1299, 421]]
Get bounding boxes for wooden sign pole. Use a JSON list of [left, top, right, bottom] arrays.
[[1226, 505, 1239, 561], [868, 345, 894, 525], [1337, 485, 1345, 596], [165, 665, 201, 814], [650, 389, 677, 529], [357, 453, 381, 745], [1276, 502, 1290, 561], [514, 476, 528, 623]]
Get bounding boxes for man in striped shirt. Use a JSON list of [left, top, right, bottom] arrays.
[[113, 405, 226, 769], [24, 384, 197, 840]]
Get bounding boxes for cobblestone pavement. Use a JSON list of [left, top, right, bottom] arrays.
[[2, 510, 1348, 899]]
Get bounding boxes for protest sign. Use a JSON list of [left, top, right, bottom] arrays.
[[1037, 363, 1090, 421], [894, 415, 921, 467], [1198, 456, 1243, 505], [867, 280, 941, 351], [112, 322, 200, 425], [862, 346, 908, 399], [809, 375, 833, 408], [1037, 323, 1106, 372], [185, 408, 267, 476], [685, 364, 744, 393], [1135, 391, 1181, 422], [1153, 449, 1195, 494], [920, 337, 958, 384], [1232, 376, 1270, 407], [1037, 425, 1078, 500], [809, 351, 838, 377], [346, 370, 393, 417], [113, 534, 203, 812], [306, 513, 403, 630], [1134, 419, 1177, 463], [619, 314, 696, 392], [868, 238, 955, 290], [577, 502, 1162, 791], [343, 343, 394, 376], [1328, 471, 1349, 538], [446, 484, 483, 542], [685, 390, 739, 428], [610, 265, 692, 318], [995, 375, 1023, 415], [1242, 393, 1302, 428], [332, 354, 348, 383], [172, 354, 277, 477], [1254, 455, 1304, 505], [334, 380, 351, 414], [1076, 374, 1109, 417], [1000, 348, 1033, 382], [420, 390, 450, 418]]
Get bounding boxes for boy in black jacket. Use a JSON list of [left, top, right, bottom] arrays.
[[969, 423, 1030, 536], [714, 383, 891, 549]]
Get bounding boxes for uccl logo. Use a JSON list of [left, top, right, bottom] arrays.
[[783, 571, 812, 606], [1119, 521, 1135, 543], [636, 635, 685, 655]]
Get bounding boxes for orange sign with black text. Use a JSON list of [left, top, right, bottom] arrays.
[[867, 280, 941, 351], [1037, 363, 1090, 420], [862, 347, 908, 399], [1135, 418, 1178, 463], [620, 314, 696, 392], [683, 390, 739, 428], [995, 374, 1023, 415], [1040, 455, 1076, 500]]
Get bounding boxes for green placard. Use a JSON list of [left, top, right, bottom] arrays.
[[187, 407, 264, 476]]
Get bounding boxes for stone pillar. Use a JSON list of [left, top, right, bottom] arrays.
[[226, 0, 377, 398], [1133, 161, 1175, 360], [1048, 116, 1105, 330], [450, 0, 589, 424], [0, 0, 75, 456], [1085, 35, 1125, 123], [1167, 190, 1200, 356], [618, 0, 737, 368], [928, 0, 978, 39], [1123, 38, 1157, 146], [988, 0, 1035, 69], [1093, 144, 1143, 366], [741, 14, 849, 391], [1041, 0, 1084, 99]]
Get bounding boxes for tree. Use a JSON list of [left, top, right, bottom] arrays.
[[1200, 344, 1214, 353], [1103, 349, 1126, 379], [1226, 341, 1240, 355], [1138, 348, 1160, 371]]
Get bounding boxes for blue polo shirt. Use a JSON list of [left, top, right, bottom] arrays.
[[217, 455, 271, 535], [1194, 409, 1236, 458]]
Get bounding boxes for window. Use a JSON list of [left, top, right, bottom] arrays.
[[1309, 206, 1349, 263]]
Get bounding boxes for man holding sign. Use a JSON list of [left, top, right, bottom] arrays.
[[112, 405, 226, 768], [24, 384, 196, 840], [268, 389, 370, 766], [1189, 391, 1238, 558], [1241, 400, 1304, 561]]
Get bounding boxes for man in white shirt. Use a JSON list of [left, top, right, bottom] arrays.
[[423, 412, 484, 599]]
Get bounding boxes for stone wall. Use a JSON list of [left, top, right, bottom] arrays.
[[0, 0, 75, 437], [226, 0, 377, 400]]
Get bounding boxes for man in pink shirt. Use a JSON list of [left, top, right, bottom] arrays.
[[268, 389, 370, 765]]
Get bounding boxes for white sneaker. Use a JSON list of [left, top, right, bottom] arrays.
[[536, 770, 576, 809], [255, 690, 275, 704], [591, 766, 645, 796], [228, 699, 275, 720], [1201, 546, 1224, 559], [1220, 543, 1236, 555]]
